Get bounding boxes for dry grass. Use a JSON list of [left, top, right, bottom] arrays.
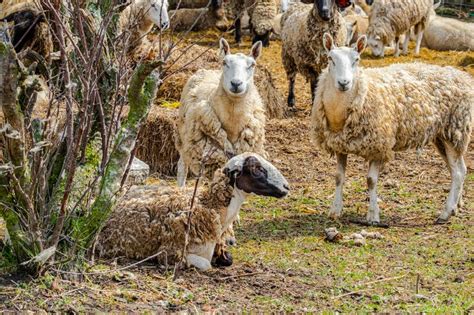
[[1, 30, 473, 312]]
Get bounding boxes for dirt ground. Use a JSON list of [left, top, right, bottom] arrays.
[[1, 30, 473, 312]]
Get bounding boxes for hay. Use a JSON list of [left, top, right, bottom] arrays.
[[136, 106, 180, 176], [158, 45, 287, 119]]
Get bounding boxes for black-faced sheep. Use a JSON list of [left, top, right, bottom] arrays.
[[98, 152, 289, 270], [311, 33, 473, 225], [280, 0, 349, 108], [175, 39, 266, 187]]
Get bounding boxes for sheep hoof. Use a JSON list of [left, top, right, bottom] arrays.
[[435, 217, 450, 225], [328, 210, 341, 220], [212, 251, 233, 268]]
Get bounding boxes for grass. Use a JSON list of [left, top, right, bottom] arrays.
[[1, 29, 473, 312]]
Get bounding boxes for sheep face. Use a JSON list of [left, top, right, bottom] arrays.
[[323, 32, 366, 92], [219, 38, 263, 97], [224, 153, 289, 198], [367, 34, 384, 57], [345, 20, 357, 45], [314, 0, 333, 21], [147, 0, 170, 30]]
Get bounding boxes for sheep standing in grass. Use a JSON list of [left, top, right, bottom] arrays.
[[98, 153, 289, 270], [176, 39, 266, 187], [311, 33, 473, 225], [118, 0, 170, 50], [280, 0, 348, 108], [367, 0, 431, 57], [422, 2, 474, 51]]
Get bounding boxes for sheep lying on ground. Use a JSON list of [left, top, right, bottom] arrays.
[[311, 33, 473, 225], [280, 0, 348, 108], [98, 153, 289, 270], [422, 2, 474, 51], [367, 0, 431, 57], [176, 39, 266, 187], [118, 0, 169, 51], [169, 0, 228, 31]]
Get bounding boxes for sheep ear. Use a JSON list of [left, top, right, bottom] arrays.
[[219, 38, 231, 58], [352, 20, 358, 26], [433, 1, 441, 11], [323, 32, 334, 53], [250, 41, 263, 60], [355, 35, 367, 53]]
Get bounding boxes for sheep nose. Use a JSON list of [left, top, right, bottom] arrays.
[[338, 80, 350, 90], [320, 9, 331, 20], [231, 80, 243, 89], [161, 21, 169, 30]]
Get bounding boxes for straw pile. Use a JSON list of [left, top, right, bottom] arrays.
[[158, 44, 287, 119], [136, 106, 180, 176]]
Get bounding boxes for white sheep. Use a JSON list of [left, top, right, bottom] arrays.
[[344, 14, 369, 46], [98, 153, 289, 270], [280, 0, 348, 108], [422, 2, 474, 51], [118, 0, 170, 50], [176, 38, 266, 187], [311, 33, 473, 225], [367, 0, 431, 57]]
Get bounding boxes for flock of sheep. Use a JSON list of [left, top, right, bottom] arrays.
[[2, 0, 473, 271]]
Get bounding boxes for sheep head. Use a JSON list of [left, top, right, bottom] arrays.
[[219, 38, 263, 97], [323, 32, 367, 92], [224, 153, 289, 198]]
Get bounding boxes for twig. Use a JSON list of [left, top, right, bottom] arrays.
[[332, 288, 374, 300], [219, 271, 266, 281], [416, 273, 420, 294]]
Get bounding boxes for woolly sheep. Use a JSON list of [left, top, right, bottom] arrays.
[[353, 0, 373, 16], [280, 0, 348, 108], [311, 33, 473, 225], [169, 7, 228, 31], [118, 0, 169, 50], [367, 0, 431, 57], [344, 14, 369, 46], [422, 3, 474, 51], [176, 39, 266, 187], [98, 153, 289, 270]]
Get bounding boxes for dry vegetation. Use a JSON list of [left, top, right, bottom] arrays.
[[1, 29, 473, 312]]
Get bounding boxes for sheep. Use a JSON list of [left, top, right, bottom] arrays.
[[367, 0, 431, 57], [344, 14, 369, 45], [311, 33, 473, 225], [280, 0, 348, 108], [228, 0, 279, 47], [175, 38, 266, 187], [97, 152, 289, 270], [169, 7, 229, 31], [353, 0, 374, 16], [118, 0, 170, 51], [422, 2, 474, 51]]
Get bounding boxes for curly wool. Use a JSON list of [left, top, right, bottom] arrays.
[[176, 69, 266, 177], [97, 169, 234, 264], [367, 0, 431, 45], [311, 63, 474, 162], [247, 0, 278, 35], [280, 3, 347, 82]]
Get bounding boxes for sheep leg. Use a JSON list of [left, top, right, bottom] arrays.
[[310, 77, 318, 104], [437, 146, 466, 223], [329, 153, 348, 219], [177, 156, 188, 187], [186, 254, 212, 271], [394, 36, 400, 57], [287, 74, 296, 108], [402, 32, 410, 56], [415, 30, 424, 56], [234, 17, 242, 45], [366, 160, 382, 224]]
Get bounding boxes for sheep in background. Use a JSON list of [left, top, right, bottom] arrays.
[[367, 0, 431, 57], [169, 0, 229, 31], [118, 0, 170, 51], [280, 0, 348, 108], [353, 0, 374, 16], [176, 39, 266, 187], [422, 2, 474, 51], [344, 14, 369, 45], [311, 33, 473, 225], [98, 153, 289, 271]]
